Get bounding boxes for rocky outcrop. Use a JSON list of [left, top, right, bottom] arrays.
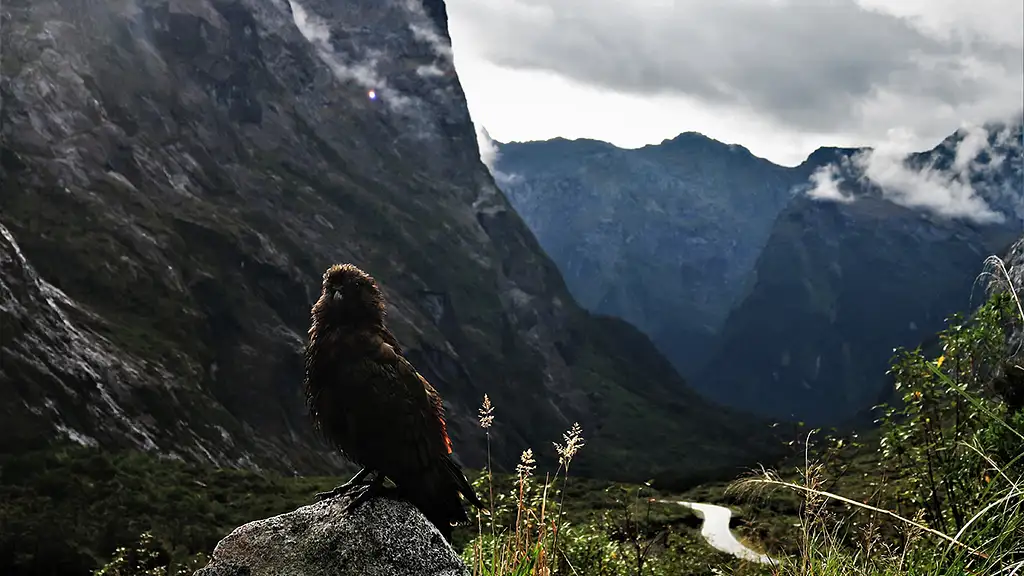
[[193, 497, 469, 576], [0, 0, 771, 481], [986, 235, 1024, 413], [989, 234, 1024, 355], [994, 235, 1024, 297]]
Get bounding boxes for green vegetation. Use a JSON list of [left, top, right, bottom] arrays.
[[728, 266, 1024, 574], [0, 435, 755, 575], [0, 447, 341, 575], [460, 395, 763, 576], [0, 442, 753, 576], [456, 263, 1023, 575], [4, 259, 1023, 576], [91, 533, 207, 576]]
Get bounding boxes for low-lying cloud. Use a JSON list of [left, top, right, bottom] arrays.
[[807, 164, 854, 204], [806, 119, 1022, 224], [474, 124, 520, 184], [402, 0, 455, 62], [857, 141, 1005, 224], [288, 0, 414, 111], [475, 124, 499, 171]]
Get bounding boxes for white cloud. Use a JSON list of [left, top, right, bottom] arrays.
[[450, 54, 843, 166], [805, 121, 1020, 224], [856, 0, 1024, 47], [807, 165, 854, 204], [416, 64, 446, 78], [288, 0, 330, 43], [954, 125, 989, 172], [473, 123, 520, 184], [401, 0, 456, 63], [475, 124, 499, 171], [446, 0, 1023, 166], [409, 23, 453, 61], [288, 0, 414, 112], [856, 150, 1004, 224]]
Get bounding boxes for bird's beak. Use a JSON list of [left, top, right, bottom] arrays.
[[331, 290, 344, 303]]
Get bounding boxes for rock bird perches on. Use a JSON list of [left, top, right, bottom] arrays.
[[303, 263, 486, 541]]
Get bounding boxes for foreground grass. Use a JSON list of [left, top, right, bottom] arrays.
[[722, 262, 1024, 576], [460, 397, 778, 576]]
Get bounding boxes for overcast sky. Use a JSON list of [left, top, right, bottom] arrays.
[[445, 0, 1024, 167]]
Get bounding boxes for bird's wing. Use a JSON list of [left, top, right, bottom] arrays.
[[376, 340, 454, 456], [381, 324, 404, 356], [423, 377, 453, 455]]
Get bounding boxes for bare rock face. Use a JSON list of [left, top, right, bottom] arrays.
[[193, 498, 469, 576], [1, 221, 264, 464]]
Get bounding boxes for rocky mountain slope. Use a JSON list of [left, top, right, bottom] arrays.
[[0, 0, 772, 482], [699, 123, 1022, 424], [494, 134, 800, 371], [494, 122, 1023, 425]]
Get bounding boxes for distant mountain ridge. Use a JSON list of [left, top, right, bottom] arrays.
[[493, 131, 800, 371], [493, 118, 1024, 424]]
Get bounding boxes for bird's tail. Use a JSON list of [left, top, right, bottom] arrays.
[[402, 454, 488, 541], [444, 452, 488, 512]]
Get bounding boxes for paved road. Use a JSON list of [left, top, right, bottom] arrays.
[[660, 500, 775, 565]]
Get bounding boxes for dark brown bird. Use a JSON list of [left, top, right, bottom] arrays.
[[303, 263, 486, 541]]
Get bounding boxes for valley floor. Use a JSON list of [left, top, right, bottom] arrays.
[[0, 445, 783, 576]]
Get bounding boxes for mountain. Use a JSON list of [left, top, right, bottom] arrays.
[[493, 133, 800, 371], [702, 125, 1022, 424], [494, 121, 1023, 425], [701, 191, 1017, 424], [0, 0, 774, 483]]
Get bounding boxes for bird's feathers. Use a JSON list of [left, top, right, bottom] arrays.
[[303, 263, 484, 538], [377, 340, 453, 455]]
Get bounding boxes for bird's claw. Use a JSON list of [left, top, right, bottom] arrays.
[[315, 484, 355, 501], [341, 479, 394, 514], [315, 468, 373, 501]]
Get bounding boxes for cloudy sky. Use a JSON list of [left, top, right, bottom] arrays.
[[445, 0, 1023, 167]]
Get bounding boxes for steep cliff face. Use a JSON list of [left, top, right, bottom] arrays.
[[494, 134, 799, 372], [0, 0, 768, 481]]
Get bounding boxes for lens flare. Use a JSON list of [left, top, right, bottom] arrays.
[[367, 90, 377, 100]]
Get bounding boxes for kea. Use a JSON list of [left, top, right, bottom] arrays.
[[303, 263, 486, 541]]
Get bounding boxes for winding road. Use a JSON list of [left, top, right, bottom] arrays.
[[660, 500, 775, 565]]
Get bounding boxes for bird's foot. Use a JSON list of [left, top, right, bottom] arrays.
[[341, 476, 395, 514], [315, 484, 357, 501], [315, 468, 373, 501]]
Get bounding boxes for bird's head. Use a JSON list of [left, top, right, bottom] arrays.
[[314, 263, 386, 324]]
